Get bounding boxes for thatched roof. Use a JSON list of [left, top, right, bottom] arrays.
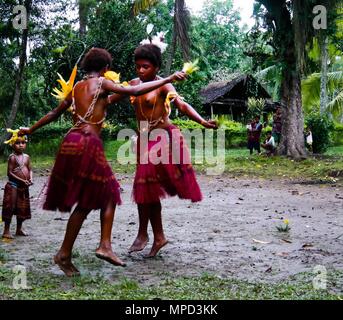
[[200, 73, 271, 105]]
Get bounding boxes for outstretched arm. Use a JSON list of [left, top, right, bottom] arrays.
[[164, 85, 217, 129], [104, 72, 187, 105], [19, 94, 72, 135]]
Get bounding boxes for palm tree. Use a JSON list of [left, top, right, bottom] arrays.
[[255, 0, 342, 158], [302, 70, 343, 120], [0, 0, 32, 152]]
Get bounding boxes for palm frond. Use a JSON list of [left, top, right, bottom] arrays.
[[327, 70, 343, 83], [327, 89, 343, 117], [132, 0, 160, 16], [255, 65, 277, 80], [302, 71, 343, 117]]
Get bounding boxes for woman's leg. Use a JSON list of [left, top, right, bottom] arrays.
[[147, 201, 168, 257], [95, 199, 125, 266], [54, 205, 90, 277], [128, 204, 150, 253]]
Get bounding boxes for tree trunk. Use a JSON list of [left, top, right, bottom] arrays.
[[79, 0, 88, 37], [278, 68, 307, 158], [164, 19, 177, 76], [320, 36, 329, 114], [0, 0, 32, 153]]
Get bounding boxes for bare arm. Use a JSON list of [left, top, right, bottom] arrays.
[[164, 85, 217, 129], [27, 156, 33, 184], [107, 93, 126, 105], [19, 95, 72, 135], [104, 72, 187, 105]]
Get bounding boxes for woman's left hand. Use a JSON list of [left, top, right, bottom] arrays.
[[202, 120, 218, 129], [18, 127, 31, 136]]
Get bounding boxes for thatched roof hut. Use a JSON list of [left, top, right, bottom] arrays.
[[200, 73, 275, 121]]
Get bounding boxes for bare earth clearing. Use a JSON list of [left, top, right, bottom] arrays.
[[1, 174, 342, 288]]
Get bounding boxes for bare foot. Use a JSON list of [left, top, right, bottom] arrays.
[[2, 233, 14, 240], [95, 249, 126, 267], [128, 236, 149, 253], [15, 230, 28, 236], [69, 262, 80, 275], [146, 240, 168, 258], [54, 254, 80, 277]]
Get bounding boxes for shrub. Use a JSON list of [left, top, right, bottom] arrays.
[[305, 112, 335, 154], [332, 123, 343, 146]]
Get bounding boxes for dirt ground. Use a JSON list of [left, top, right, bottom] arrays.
[[1, 174, 343, 287]]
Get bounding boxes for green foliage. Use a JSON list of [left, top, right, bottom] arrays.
[[302, 70, 343, 119], [332, 122, 343, 146], [305, 112, 335, 154], [247, 97, 265, 118]]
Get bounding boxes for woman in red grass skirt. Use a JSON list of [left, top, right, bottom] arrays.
[[19, 47, 186, 276], [108, 44, 217, 257]]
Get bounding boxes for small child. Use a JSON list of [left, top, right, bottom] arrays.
[[261, 131, 276, 156], [2, 134, 32, 239]]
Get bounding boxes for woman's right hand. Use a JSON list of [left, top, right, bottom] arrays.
[[169, 71, 187, 83]]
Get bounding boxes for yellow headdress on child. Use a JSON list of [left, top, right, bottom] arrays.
[[4, 129, 27, 146]]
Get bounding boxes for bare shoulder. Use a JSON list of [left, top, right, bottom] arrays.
[[129, 78, 141, 86], [8, 154, 15, 162], [162, 82, 176, 95]]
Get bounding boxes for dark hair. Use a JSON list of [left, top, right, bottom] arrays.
[[80, 48, 112, 72], [266, 131, 272, 135], [255, 115, 260, 120], [134, 44, 162, 69]]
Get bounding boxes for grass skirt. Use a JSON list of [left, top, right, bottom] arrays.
[[133, 125, 202, 204], [43, 128, 121, 212]]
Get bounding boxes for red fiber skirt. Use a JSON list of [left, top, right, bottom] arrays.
[[2, 182, 31, 222], [43, 128, 121, 212], [133, 125, 202, 204]]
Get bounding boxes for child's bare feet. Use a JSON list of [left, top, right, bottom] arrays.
[[15, 229, 28, 236], [95, 248, 126, 267], [128, 236, 149, 253], [146, 239, 168, 258], [2, 232, 14, 240], [54, 253, 80, 277]]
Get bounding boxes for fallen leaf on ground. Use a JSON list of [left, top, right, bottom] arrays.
[[265, 267, 272, 273], [281, 239, 292, 244], [276, 252, 289, 257], [302, 243, 314, 249], [253, 239, 271, 244]]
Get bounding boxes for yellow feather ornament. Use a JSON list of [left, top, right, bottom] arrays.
[[182, 59, 200, 75], [51, 65, 77, 101]]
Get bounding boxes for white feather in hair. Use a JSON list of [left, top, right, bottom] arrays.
[[140, 31, 168, 53]]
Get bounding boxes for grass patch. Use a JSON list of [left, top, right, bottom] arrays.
[[0, 266, 341, 300]]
